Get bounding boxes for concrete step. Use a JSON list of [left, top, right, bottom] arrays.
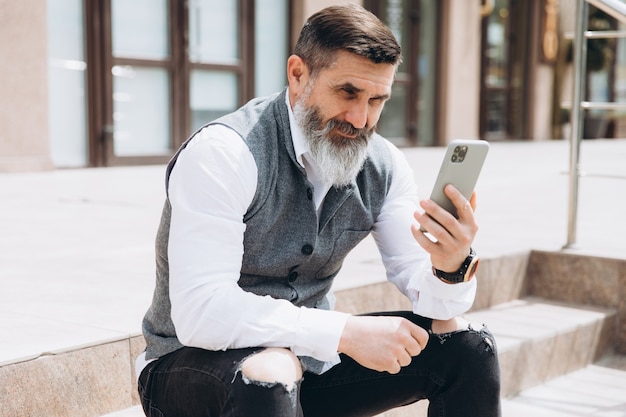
[[0, 295, 614, 417], [466, 297, 616, 397], [101, 406, 142, 417], [0, 336, 144, 417], [501, 354, 626, 417]]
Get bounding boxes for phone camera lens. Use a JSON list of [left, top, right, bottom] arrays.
[[451, 154, 458, 162]]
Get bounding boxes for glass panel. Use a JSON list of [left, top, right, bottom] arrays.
[[189, 0, 239, 64], [383, 0, 409, 74], [613, 21, 626, 136], [255, 0, 288, 96], [485, 0, 510, 89], [190, 70, 239, 131], [616, 21, 626, 103], [373, 0, 409, 145], [378, 83, 407, 142], [112, 66, 171, 156], [112, 0, 169, 60], [484, 0, 510, 137], [486, 89, 507, 133], [47, 0, 88, 167], [417, 0, 437, 146]]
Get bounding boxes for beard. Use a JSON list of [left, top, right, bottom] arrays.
[[293, 95, 374, 187]]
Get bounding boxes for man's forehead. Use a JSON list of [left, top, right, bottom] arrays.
[[320, 55, 395, 92], [327, 70, 394, 94]]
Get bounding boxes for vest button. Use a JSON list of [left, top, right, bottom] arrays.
[[288, 271, 298, 282], [301, 244, 313, 255], [307, 188, 313, 200]]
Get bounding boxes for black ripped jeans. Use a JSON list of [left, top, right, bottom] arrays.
[[138, 312, 501, 417]]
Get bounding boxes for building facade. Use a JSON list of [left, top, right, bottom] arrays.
[[0, 0, 619, 172]]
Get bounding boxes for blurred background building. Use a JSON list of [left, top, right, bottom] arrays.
[[1, 0, 625, 172]]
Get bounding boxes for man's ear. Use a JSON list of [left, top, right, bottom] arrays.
[[287, 55, 310, 97]]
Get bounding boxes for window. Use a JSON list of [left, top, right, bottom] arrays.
[[47, 0, 88, 167], [80, 0, 289, 166], [188, 0, 241, 132], [479, 0, 531, 140]]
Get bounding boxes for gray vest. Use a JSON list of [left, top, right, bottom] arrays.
[[141, 89, 394, 372]]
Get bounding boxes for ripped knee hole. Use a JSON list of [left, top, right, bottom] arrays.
[[239, 347, 303, 390]]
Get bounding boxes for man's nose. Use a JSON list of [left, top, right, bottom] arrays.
[[344, 101, 369, 130]]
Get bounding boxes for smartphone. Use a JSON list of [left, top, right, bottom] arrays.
[[428, 139, 489, 218]]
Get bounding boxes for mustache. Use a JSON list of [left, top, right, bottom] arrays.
[[325, 119, 372, 142]]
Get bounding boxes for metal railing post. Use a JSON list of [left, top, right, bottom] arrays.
[[564, 0, 588, 249]]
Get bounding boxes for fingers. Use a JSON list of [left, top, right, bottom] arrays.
[[389, 361, 403, 375], [415, 186, 477, 239], [412, 185, 479, 272], [444, 186, 479, 244], [444, 185, 475, 222], [340, 316, 430, 375], [410, 322, 430, 351], [396, 349, 413, 368], [412, 201, 455, 246], [373, 318, 429, 374], [392, 321, 429, 372], [469, 191, 477, 211]]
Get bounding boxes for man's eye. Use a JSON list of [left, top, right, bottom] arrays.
[[369, 97, 386, 107], [342, 89, 357, 97]]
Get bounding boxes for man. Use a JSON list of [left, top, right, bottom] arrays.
[[137, 4, 500, 417]]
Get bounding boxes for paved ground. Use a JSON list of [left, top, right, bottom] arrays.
[[2, 138, 626, 417], [2, 138, 626, 366]]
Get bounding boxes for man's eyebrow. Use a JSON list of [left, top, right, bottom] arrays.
[[334, 82, 390, 101]]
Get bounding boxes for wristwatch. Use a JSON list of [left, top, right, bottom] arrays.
[[432, 248, 480, 284]]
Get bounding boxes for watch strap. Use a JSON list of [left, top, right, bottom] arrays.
[[432, 247, 479, 284]]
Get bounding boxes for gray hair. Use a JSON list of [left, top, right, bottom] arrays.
[[293, 3, 402, 77]]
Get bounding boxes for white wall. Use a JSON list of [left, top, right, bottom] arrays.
[[0, 0, 52, 172]]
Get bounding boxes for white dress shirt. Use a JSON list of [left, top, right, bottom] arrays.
[[136, 91, 476, 376]]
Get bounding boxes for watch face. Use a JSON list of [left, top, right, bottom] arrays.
[[465, 258, 480, 282]]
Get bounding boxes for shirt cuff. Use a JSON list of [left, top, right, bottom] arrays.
[[405, 268, 477, 319], [291, 307, 350, 362]]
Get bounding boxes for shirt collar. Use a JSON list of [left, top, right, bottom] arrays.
[[285, 89, 308, 168]]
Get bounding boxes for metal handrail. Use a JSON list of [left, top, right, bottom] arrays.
[[585, 29, 626, 38], [565, 0, 626, 249], [581, 101, 626, 110], [565, 0, 587, 249], [564, 29, 626, 39]]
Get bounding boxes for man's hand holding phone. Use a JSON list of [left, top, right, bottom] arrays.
[[411, 139, 488, 276], [411, 185, 478, 273]]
